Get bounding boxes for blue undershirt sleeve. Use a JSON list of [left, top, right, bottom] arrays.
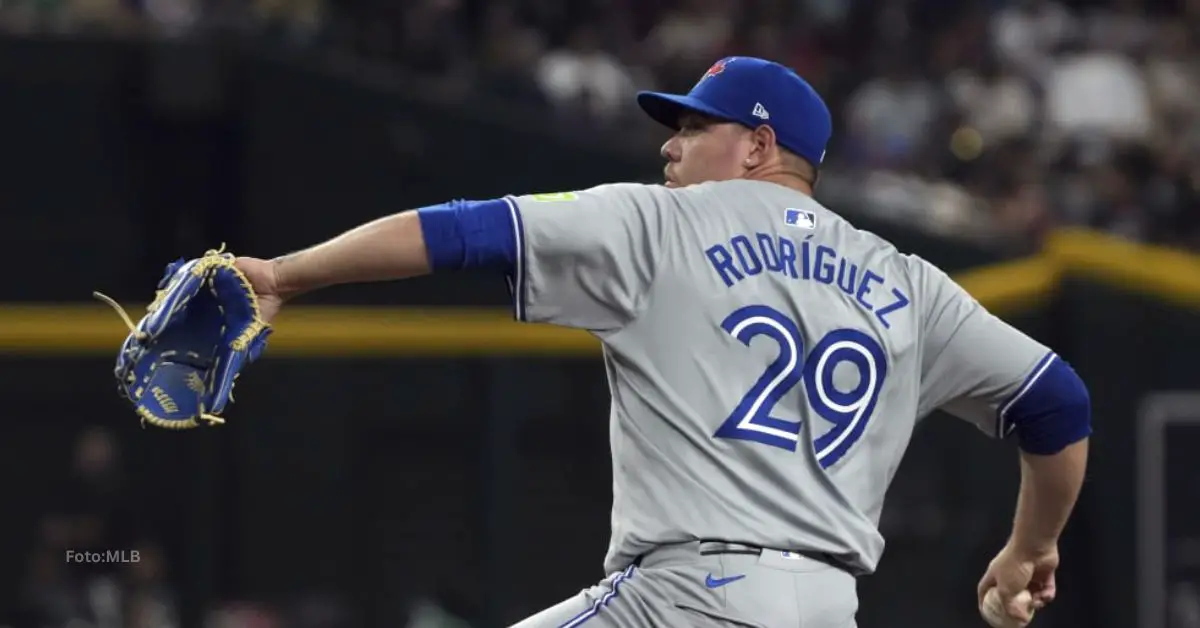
[[416, 198, 518, 272], [1004, 357, 1092, 455]]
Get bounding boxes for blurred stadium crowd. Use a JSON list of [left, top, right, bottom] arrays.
[[5, 0, 1195, 250], [346, 0, 1200, 249], [2, 0, 1198, 250]]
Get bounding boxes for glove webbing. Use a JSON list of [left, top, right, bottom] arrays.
[[92, 290, 228, 428]]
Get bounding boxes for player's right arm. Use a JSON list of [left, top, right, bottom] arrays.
[[911, 257, 1090, 611], [259, 183, 674, 333]]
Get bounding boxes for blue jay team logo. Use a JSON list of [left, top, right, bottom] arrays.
[[698, 59, 729, 83], [784, 208, 816, 230]]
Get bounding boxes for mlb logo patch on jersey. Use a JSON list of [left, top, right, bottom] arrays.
[[784, 208, 816, 230]]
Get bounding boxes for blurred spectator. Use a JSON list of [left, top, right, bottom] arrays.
[[1081, 0, 1151, 54], [475, 4, 548, 107], [1170, 581, 1200, 628], [204, 595, 354, 628], [736, 19, 829, 89], [643, 0, 733, 90], [991, 0, 1078, 86], [137, 0, 200, 35], [405, 598, 474, 628], [1147, 140, 1200, 248], [126, 543, 181, 628], [20, 546, 90, 626], [994, 180, 1056, 242], [56, 427, 141, 568], [946, 54, 1037, 148], [395, 0, 470, 76], [1144, 22, 1200, 122], [1087, 147, 1151, 240], [535, 24, 639, 122], [844, 51, 941, 170], [206, 602, 281, 628], [797, 0, 851, 28], [1044, 40, 1154, 143]]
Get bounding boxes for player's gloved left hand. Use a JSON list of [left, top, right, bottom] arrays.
[[95, 246, 273, 429]]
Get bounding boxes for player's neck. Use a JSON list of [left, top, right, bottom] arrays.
[[744, 170, 814, 197]]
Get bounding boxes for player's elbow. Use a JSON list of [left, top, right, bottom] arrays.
[[1005, 356, 1092, 456]]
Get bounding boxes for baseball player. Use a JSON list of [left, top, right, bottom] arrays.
[[232, 57, 1091, 627]]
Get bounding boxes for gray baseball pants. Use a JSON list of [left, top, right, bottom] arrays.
[[510, 541, 859, 628]]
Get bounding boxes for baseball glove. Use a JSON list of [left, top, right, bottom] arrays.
[[94, 246, 272, 429]]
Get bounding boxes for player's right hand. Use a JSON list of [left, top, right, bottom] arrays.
[[233, 257, 286, 324], [977, 542, 1060, 625]]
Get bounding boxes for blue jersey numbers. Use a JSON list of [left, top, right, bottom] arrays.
[[714, 305, 889, 468]]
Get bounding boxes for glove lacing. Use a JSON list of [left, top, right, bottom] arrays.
[[91, 290, 226, 428]]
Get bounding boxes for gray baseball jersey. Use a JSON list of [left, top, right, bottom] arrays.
[[504, 179, 1053, 576]]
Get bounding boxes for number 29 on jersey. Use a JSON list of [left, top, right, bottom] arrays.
[[715, 305, 889, 469]]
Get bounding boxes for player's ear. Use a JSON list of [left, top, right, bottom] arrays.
[[745, 125, 778, 168]]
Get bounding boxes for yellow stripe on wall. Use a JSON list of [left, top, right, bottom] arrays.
[[1046, 228, 1200, 310], [0, 228, 1193, 357], [0, 306, 599, 357], [953, 256, 1059, 314]]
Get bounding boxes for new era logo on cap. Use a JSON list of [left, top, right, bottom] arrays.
[[784, 208, 816, 229], [752, 103, 769, 120]]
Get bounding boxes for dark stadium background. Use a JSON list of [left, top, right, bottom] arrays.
[[0, 0, 1198, 626]]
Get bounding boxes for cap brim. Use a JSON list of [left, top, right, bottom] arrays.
[[636, 91, 732, 130]]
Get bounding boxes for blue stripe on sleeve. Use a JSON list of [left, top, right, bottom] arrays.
[[1000, 354, 1092, 455], [996, 351, 1058, 439], [416, 199, 517, 272], [503, 196, 527, 322]]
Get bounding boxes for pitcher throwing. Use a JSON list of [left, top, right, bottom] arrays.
[[233, 57, 1090, 627]]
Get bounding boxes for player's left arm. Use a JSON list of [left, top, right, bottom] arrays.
[[269, 183, 677, 333]]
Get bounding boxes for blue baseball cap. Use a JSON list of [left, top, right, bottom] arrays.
[[637, 57, 832, 166]]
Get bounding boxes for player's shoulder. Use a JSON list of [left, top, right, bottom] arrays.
[[518, 182, 647, 202], [791, 194, 954, 287], [574, 180, 751, 212], [890, 250, 978, 317], [556, 181, 688, 208], [542, 179, 800, 208], [795, 193, 905, 255], [893, 250, 954, 285], [656, 179, 822, 217]]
